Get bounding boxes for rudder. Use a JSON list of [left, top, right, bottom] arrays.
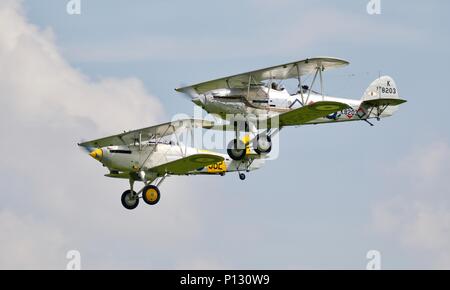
[[362, 76, 399, 101]]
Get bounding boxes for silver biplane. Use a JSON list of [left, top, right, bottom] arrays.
[[78, 119, 264, 210], [176, 57, 407, 161]]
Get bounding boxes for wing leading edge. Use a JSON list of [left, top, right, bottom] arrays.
[[176, 57, 349, 94], [78, 119, 217, 148]]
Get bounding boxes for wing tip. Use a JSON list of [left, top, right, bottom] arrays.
[[310, 56, 350, 64]]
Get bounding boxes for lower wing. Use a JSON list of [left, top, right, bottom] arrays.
[[148, 154, 224, 175], [271, 101, 350, 127]]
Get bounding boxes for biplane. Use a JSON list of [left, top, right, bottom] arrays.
[[78, 119, 264, 210], [176, 57, 407, 161], [80, 57, 406, 210]]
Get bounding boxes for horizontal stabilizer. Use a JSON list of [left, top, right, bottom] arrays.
[[361, 98, 407, 108]]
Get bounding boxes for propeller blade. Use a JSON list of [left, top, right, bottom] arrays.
[[77, 140, 96, 155], [177, 86, 206, 107], [178, 86, 199, 100], [78, 143, 93, 154]]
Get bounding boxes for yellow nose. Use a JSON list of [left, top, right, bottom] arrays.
[[89, 148, 103, 160]]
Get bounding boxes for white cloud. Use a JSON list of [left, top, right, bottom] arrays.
[[0, 2, 164, 133], [393, 142, 450, 182], [0, 0, 207, 269], [372, 141, 450, 268]]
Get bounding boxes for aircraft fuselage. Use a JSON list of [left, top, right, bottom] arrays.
[[196, 86, 396, 125]]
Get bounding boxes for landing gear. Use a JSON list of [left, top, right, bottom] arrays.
[[228, 131, 272, 159], [142, 185, 161, 205], [254, 134, 272, 154], [239, 173, 246, 181], [121, 190, 139, 210], [227, 139, 246, 161], [121, 176, 165, 210]]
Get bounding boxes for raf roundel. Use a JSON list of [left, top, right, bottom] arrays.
[[315, 104, 342, 111]]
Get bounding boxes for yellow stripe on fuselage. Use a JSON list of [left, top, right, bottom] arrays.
[[207, 160, 227, 173]]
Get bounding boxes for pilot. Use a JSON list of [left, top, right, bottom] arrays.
[[271, 82, 285, 91], [271, 82, 279, 91], [301, 85, 309, 93]]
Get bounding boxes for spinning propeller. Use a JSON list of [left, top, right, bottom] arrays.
[[177, 86, 206, 107], [78, 141, 102, 161]]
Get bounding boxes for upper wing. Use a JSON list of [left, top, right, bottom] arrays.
[[272, 101, 350, 127], [79, 119, 217, 148], [148, 153, 224, 175], [176, 57, 349, 94]]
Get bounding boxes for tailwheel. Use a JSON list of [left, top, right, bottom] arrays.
[[142, 185, 161, 206], [227, 139, 246, 161], [254, 134, 272, 154], [121, 190, 139, 210]]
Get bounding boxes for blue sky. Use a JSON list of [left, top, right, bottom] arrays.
[[0, 0, 449, 269]]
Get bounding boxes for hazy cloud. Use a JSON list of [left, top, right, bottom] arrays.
[[372, 141, 450, 268], [0, 0, 208, 269]]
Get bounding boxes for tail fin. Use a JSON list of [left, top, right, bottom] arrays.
[[362, 76, 400, 101], [360, 76, 406, 118]]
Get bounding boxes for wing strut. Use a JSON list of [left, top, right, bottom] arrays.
[[296, 64, 305, 106], [319, 66, 324, 101], [305, 67, 319, 105], [139, 124, 173, 171], [139, 133, 142, 150], [296, 65, 325, 106]]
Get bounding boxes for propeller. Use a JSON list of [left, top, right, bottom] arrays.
[[77, 140, 102, 161], [177, 86, 206, 107], [178, 85, 199, 99], [78, 144, 93, 154]]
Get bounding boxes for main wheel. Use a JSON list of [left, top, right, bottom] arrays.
[[239, 173, 246, 180], [142, 185, 161, 206], [121, 190, 139, 210], [254, 134, 272, 154], [227, 139, 246, 161]]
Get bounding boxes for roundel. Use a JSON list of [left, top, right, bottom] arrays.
[[315, 105, 341, 111], [192, 156, 218, 163]]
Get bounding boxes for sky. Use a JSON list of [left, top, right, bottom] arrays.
[[0, 0, 449, 269]]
